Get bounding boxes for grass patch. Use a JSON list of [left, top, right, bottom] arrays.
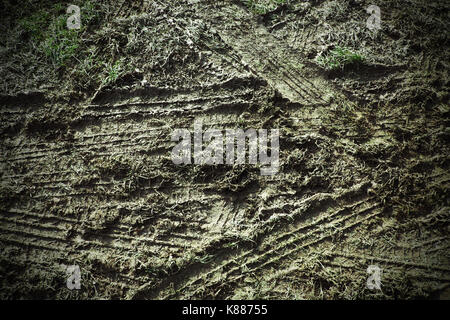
[[18, 1, 99, 67], [102, 58, 127, 86], [42, 15, 80, 67], [315, 46, 364, 71], [18, 9, 52, 42]]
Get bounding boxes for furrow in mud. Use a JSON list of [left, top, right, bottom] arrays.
[[135, 182, 380, 298], [184, 0, 343, 105]]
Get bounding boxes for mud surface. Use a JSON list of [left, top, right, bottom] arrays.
[[0, 0, 449, 299]]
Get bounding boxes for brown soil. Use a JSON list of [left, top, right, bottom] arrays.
[[0, 0, 448, 299]]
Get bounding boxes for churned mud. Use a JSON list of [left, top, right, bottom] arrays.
[[0, 0, 449, 299]]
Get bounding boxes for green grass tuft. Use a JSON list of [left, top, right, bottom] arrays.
[[18, 1, 99, 67], [316, 46, 364, 71]]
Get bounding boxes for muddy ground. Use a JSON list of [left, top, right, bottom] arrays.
[[0, 0, 449, 299]]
